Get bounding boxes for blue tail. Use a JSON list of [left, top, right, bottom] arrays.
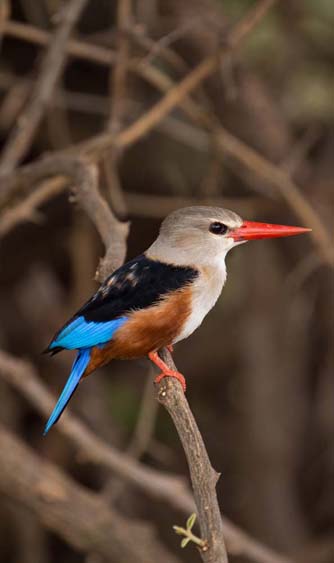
[[44, 348, 91, 435]]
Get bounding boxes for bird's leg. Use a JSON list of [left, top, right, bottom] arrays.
[[148, 351, 186, 392], [167, 344, 174, 353]]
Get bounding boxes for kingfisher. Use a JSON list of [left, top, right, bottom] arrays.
[[44, 206, 310, 434]]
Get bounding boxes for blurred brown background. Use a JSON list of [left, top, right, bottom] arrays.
[[0, 1, 333, 562]]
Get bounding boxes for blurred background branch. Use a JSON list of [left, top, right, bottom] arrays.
[[0, 0, 89, 173]]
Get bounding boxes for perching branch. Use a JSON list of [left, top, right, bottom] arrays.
[[156, 349, 228, 563]]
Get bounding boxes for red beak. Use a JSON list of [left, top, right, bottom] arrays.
[[231, 221, 311, 241]]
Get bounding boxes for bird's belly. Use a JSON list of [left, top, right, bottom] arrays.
[[173, 295, 215, 343]]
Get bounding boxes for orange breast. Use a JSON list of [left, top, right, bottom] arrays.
[[84, 287, 192, 377]]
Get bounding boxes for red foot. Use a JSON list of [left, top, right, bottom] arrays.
[[148, 351, 186, 392], [154, 370, 186, 392], [167, 344, 174, 353]]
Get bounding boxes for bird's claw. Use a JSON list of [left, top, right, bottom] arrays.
[[154, 369, 186, 392], [148, 350, 186, 392]]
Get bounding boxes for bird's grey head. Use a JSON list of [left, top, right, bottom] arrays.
[[147, 206, 244, 268]]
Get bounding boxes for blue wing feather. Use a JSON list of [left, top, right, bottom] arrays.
[[49, 316, 128, 350], [43, 348, 91, 435]]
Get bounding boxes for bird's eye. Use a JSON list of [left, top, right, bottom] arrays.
[[209, 222, 228, 235]]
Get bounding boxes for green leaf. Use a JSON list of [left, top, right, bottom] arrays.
[[186, 513, 196, 531], [181, 538, 191, 548]]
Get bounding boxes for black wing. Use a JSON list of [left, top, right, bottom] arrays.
[[79, 254, 198, 321], [47, 255, 198, 352]]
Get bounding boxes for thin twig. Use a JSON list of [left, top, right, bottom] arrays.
[[3, 19, 117, 66], [0, 176, 65, 238], [127, 25, 189, 73], [139, 15, 201, 69], [108, 0, 132, 133], [0, 76, 29, 130], [0, 0, 89, 174], [102, 0, 131, 219]]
